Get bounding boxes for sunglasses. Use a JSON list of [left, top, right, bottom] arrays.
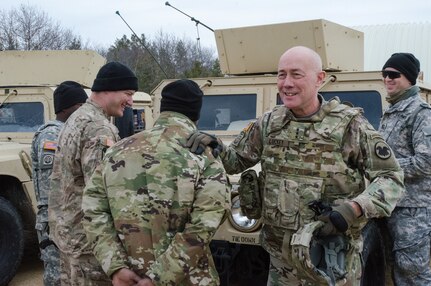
[[382, 70, 402, 79]]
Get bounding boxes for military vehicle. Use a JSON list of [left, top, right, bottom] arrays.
[[2, 19, 430, 286], [0, 50, 152, 285], [151, 19, 431, 286]]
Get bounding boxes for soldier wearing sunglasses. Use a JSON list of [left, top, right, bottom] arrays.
[[379, 53, 431, 286]]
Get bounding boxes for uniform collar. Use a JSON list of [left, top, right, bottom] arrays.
[[155, 111, 197, 132]]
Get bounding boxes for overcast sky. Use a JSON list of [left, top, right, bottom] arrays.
[[1, 0, 430, 50]]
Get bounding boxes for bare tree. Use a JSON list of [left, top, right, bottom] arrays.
[[106, 30, 220, 93], [0, 4, 82, 50]]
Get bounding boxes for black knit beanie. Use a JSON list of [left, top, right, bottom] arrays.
[[160, 79, 203, 121], [91, 61, 138, 92], [54, 81, 88, 114], [382, 53, 420, 85]]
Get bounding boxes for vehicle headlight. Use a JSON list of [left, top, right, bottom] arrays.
[[228, 195, 261, 232]]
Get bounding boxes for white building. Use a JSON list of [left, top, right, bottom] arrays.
[[354, 22, 431, 83]]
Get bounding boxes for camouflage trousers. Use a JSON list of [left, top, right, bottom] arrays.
[[36, 227, 60, 286], [387, 207, 431, 286], [40, 243, 61, 286], [267, 255, 360, 286], [59, 252, 111, 286]]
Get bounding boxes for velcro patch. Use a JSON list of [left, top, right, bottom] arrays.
[[43, 141, 57, 151], [42, 154, 54, 166], [374, 141, 392, 160]]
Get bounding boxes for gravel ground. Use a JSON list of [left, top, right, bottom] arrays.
[[9, 251, 43, 286]]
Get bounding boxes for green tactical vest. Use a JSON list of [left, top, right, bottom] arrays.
[[261, 101, 364, 230]]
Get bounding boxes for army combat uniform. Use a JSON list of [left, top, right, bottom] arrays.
[[379, 86, 431, 286], [31, 120, 63, 286], [82, 112, 230, 285], [221, 96, 405, 285], [48, 99, 119, 285]]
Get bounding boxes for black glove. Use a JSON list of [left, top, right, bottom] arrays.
[[186, 131, 224, 158], [317, 202, 357, 236]]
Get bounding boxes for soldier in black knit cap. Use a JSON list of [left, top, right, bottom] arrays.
[[379, 53, 431, 286], [81, 78, 229, 286], [54, 80, 88, 120], [48, 62, 139, 285], [31, 80, 87, 286], [160, 79, 203, 122]]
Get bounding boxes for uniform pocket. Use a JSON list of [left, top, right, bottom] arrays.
[[263, 172, 323, 230], [168, 176, 195, 231], [277, 179, 300, 227]]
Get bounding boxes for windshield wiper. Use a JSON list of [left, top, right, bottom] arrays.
[[0, 90, 17, 108]]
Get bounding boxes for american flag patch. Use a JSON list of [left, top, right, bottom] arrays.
[[43, 141, 57, 151]]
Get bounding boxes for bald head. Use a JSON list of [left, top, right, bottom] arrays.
[[279, 46, 323, 73]]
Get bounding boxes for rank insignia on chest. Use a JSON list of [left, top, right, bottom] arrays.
[[374, 141, 392, 160], [43, 141, 57, 151]]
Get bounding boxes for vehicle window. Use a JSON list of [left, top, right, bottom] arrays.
[[114, 107, 146, 138], [320, 91, 382, 129], [0, 102, 44, 132], [198, 94, 257, 131], [133, 109, 146, 133], [276, 90, 383, 129]]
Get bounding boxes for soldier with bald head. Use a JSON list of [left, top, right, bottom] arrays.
[[187, 46, 405, 285]]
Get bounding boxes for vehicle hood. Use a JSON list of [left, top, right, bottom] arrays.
[[0, 141, 32, 181]]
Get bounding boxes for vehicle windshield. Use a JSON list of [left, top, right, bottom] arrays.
[[320, 91, 383, 129], [0, 102, 44, 132], [198, 94, 257, 131], [276, 90, 382, 129]]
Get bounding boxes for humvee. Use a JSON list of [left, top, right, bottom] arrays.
[[151, 19, 431, 286], [0, 50, 152, 285], [2, 19, 430, 286]]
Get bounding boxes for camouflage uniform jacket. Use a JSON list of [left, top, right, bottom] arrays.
[[31, 120, 63, 238], [221, 96, 404, 258], [379, 86, 431, 207], [48, 99, 119, 257], [82, 111, 230, 285]]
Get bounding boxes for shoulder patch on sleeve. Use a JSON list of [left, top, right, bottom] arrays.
[[374, 141, 392, 160], [43, 141, 57, 151], [42, 154, 54, 166], [243, 121, 254, 133]]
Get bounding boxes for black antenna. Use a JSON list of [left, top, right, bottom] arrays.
[[165, 2, 214, 32], [115, 11, 168, 78]]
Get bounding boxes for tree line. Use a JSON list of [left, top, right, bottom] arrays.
[[0, 4, 221, 93]]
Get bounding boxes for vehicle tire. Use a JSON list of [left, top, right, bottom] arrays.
[[360, 219, 386, 286], [0, 197, 24, 286]]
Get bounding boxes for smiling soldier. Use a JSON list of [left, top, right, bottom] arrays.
[[48, 62, 138, 285]]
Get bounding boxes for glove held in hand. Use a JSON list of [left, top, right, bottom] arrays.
[[318, 202, 357, 235]]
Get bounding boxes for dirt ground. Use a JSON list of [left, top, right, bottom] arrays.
[[9, 251, 43, 286]]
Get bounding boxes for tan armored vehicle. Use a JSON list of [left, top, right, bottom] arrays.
[[0, 50, 152, 285], [151, 19, 431, 286]]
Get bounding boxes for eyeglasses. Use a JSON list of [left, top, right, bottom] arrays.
[[382, 70, 402, 79]]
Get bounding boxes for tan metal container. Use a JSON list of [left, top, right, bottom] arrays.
[[215, 19, 364, 75], [0, 50, 105, 88]]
